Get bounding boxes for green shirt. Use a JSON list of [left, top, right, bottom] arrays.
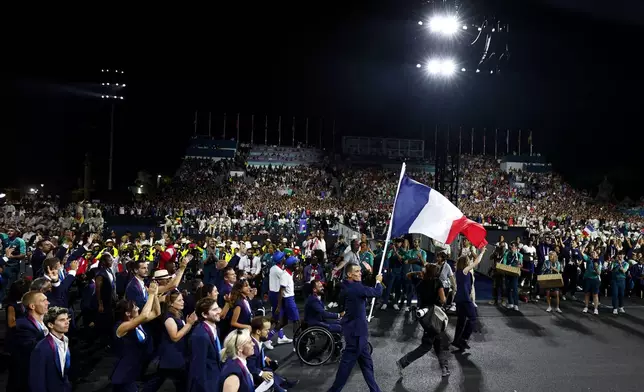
[[611, 260, 629, 280], [582, 255, 600, 280]]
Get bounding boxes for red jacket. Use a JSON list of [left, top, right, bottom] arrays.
[[158, 247, 177, 270]]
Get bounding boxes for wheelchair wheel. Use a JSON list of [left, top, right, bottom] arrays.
[[295, 327, 336, 366], [335, 337, 373, 358]]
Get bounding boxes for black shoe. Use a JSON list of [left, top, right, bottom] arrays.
[[282, 379, 300, 389], [396, 359, 404, 378], [441, 365, 450, 377], [461, 341, 471, 350], [450, 341, 464, 351]]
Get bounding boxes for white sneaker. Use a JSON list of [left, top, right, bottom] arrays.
[[582, 307, 588, 313], [536, 295, 540, 300], [514, 305, 519, 311], [473, 302, 478, 308], [329, 302, 337, 308], [380, 304, 388, 310], [449, 304, 456, 312], [393, 304, 400, 311], [546, 307, 552, 312], [405, 306, 411, 312], [562, 296, 567, 301], [263, 341, 274, 350], [613, 309, 618, 315], [555, 308, 562, 313], [277, 337, 293, 345], [593, 309, 599, 315], [619, 307, 625, 313]]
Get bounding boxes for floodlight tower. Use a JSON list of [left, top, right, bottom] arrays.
[[98, 68, 126, 191]]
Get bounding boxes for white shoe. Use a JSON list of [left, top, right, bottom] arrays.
[[514, 305, 519, 311], [448, 304, 456, 312], [393, 304, 400, 311], [546, 307, 552, 312], [536, 295, 540, 300], [405, 306, 411, 312], [328, 302, 336, 308], [555, 308, 562, 313], [263, 341, 274, 350], [473, 302, 478, 308], [593, 309, 599, 315], [561, 296, 567, 301], [582, 307, 588, 313], [619, 307, 625, 313], [277, 337, 293, 345], [613, 309, 618, 315], [380, 304, 388, 310]]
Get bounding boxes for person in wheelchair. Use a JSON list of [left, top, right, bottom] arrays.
[[248, 316, 300, 392], [304, 280, 343, 333]]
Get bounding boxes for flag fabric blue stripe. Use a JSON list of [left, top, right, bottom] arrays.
[[391, 176, 431, 238]]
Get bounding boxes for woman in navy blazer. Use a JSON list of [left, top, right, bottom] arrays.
[[188, 297, 224, 392], [142, 291, 197, 392], [217, 329, 256, 392], [229, 280, 253, 331], [111, 282, 161, 392]]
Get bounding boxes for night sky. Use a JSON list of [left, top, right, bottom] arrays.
[[3, 0, 643, 199]]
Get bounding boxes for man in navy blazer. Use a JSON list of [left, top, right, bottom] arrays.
[[42, 258, 78, 308], [188, 297, 223, 392], [328, 264, 383, 392], [125, 259, 149, 308], [304, 280, 342, 333], [10, 291, 50, 392], [29, 307, 72, 392]]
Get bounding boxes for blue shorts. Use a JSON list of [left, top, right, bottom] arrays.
[[584, 278, 600, 294], [281, 297, 300, 321], [269, 291, 280, 318]]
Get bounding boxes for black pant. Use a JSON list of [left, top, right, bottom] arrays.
[[562, 264, 578, 297], [398, 331, 445, 368], [454, 302, 477, 342]]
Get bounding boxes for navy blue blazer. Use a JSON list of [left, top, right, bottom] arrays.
[[217, 282, 233, 308], [111, 322, 152, 385], [12, 316, 47, 388], [233, 298, 252, 328], [217, 358, 253, 392], [158, 314, 187, 370], [304, 294, 340, 326], [46, 274, 76, 307], [29, 335, 72, 392], [188, 322, 222, 392], [340, 280, 382, 338], [125, 277, 148, 309]]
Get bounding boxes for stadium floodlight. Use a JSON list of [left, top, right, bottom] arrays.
[[428, 15, 459, 36], [426, 58, 457, 78]]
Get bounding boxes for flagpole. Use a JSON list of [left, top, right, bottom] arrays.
[[506, 129, 509, 154], [494, 128, 498, 159], [305, 117, 309, 146], [278, 116, 282, 146], [236, 113, 240, 141], [518, 129, 522, 155], [470, 127, 474, 155], [208, 112, 212, 137], [251, 114, 255, 145], [458, 126, 462, 155], [292, 116, 296, 147], [368, 162, 407, 322], [223, 113, 227, 139], [529, 130, 533, 156], [483, 128, 486, 155], [194, 110, 198, 135], [264, 115, 268, 145]]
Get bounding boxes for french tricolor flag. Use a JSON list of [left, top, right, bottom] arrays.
[[583, 224, 595, 237], [390, 173, 488, 248]]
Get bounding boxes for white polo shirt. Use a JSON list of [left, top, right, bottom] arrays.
[[279, 270, 295, 298], [269, 265, 284, 293]]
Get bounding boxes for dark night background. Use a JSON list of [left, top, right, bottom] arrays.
[[2, 1, 643, 199]]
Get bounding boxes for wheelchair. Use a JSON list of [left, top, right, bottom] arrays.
[[294, 322, 373, 366]]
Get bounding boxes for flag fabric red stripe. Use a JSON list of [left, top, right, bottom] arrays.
[[446, 216, 488, 248]]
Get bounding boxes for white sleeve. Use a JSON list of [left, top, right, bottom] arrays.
[[279, 270, 289, 287]]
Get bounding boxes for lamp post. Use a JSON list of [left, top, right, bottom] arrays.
[[99, 68, 126, 191]]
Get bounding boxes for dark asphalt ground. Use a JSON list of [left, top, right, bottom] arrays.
[[2, 295, 643, 392]]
